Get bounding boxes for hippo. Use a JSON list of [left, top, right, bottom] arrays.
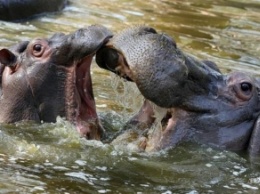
[[96, 26, 260, 156], [0, 0, 67, 21], [0, 24, 112, 140]]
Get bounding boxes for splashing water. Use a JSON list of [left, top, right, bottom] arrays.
[[110, 73, 143, 116]]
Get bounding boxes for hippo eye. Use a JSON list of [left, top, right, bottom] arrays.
[[33, 44, 42, 52], [241, 82, 252, 94], [234, 81, 253, 101], [32, 43, 45, 57]]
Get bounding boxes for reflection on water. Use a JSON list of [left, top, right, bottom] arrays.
[[0, 0, 260, 193]]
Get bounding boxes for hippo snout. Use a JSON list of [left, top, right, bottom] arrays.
[[0, 25, 113, 140], [96, 25, 260, 154]]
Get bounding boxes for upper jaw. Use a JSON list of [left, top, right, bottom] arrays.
[[52, 25, 113, 66], [95, 26, 160, 81], [75, 55, 104, 140], [96, 45, 134, 81], [64, 53, 104, 140], [59, 25, 113, 140]]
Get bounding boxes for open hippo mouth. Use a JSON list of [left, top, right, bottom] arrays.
[[96, 27, 190, 150], [73, 54, 101, 139], [0, 25, 113, 140], [52, 26, 114, 140], [96, 26, 260, 155]]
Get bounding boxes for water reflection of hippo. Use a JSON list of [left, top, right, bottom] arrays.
[[0, 0, 67, 21], [96, 26, 260, 156], [0, 25, 112, 140]]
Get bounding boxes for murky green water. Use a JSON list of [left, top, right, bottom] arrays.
[[0, 0, 260, 193]]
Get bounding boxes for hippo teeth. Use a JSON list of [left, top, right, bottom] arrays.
[[144, 105, 193, 152]]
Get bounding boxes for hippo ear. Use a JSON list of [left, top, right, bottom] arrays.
[[0, 49, 17, 66]]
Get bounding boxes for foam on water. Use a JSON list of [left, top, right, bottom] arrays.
[[0, 118, 111, 164]]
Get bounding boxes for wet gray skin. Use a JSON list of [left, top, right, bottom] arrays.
[[0, 0, 67, 21], [96, 26, 260, 156], [0, 25, 112, 140]]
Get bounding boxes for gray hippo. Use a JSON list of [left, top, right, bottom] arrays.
[[0, 24, 112, 140], [0, 0, 67, 21], [96, 26, 260, 156]]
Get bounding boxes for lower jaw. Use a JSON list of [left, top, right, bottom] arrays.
[[76, 117, 104, 140], [144, 117, 174, 152], [111, 113, 173, 152]]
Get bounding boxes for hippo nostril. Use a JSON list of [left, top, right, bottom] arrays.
[[241, 82, 252, 94], [96, 47, 119, 71], [143, 27, 157, 34]]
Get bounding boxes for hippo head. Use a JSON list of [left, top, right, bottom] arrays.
[[96, 26, 260, 156], [0, 25, 112, 140]]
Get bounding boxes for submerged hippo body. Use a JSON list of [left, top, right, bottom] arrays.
[[0, 0, 67, 21], [96, 26, 260, 156], [0, 25, 112, 139]]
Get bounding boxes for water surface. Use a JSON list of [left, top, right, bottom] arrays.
[[0, 0, 260, 193]]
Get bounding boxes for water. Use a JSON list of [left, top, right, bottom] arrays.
[[0, 0, 260, 193]]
